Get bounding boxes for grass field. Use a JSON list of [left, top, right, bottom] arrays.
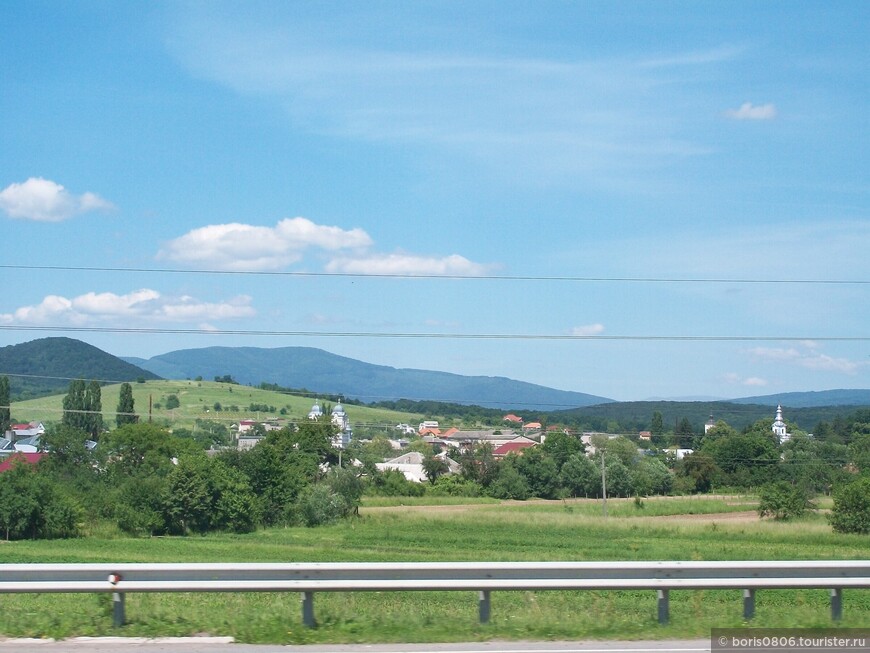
[[11, 380, 424, 433], [0, 496, 868, 643]]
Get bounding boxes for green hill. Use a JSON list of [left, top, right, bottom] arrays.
[[0, 337, 160, 400], [11, 379, 425, 435]]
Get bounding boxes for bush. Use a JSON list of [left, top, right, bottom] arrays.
[[297, 484, 350, 527], [829, 477, 870, 534], [757, 481, 815, 520], [367, 469, 425, 497], [428, 475, 482, 497]]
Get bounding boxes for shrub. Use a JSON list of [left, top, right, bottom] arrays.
[[297, 484, 350, 527], [757, 481, 815, 520], [428, 475, 482, 497], [829, 477, 870, 534]]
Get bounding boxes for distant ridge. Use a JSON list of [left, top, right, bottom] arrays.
[[0, 337, 161, 400], [729, 389, 870, 408], [126, 345, 614, 411]]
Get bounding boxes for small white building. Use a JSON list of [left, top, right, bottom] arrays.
[[376, 451, 459, 483]]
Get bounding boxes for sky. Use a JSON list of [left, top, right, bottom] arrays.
[[1, 1, 868, 403]]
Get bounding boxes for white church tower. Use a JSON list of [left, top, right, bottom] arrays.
[[772, 404, 790, 444]]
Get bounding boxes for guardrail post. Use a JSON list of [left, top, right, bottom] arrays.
[[743, 589, 755, 620], [112, 592, 125, 627], [831, 589, 842, 621], [656, 589, 669, 625], [301, 591, 315, 628], [478, 590, 491, 623]]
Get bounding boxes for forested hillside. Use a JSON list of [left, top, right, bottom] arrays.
[[0, 337, 160, 400]]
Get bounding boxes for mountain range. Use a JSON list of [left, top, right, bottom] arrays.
[[123, 345, 613, 410], [2, 337, 870, 412]]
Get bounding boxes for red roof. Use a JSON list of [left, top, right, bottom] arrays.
[[0, 453, 46, 473], [522, 422, 542, 429], [443, 427, 459, 437], [492, 441, 536, 456], [503, 414, 523, 422], [10, 424, 31, 431]]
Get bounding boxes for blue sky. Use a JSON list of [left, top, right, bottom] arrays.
[[1, 1, 868, 402]]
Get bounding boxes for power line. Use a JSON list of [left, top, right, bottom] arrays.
[[0, 325, 867, 341], [0, 263, 867, 285]]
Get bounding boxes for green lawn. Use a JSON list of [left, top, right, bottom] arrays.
[[0, 496, 868, 643]]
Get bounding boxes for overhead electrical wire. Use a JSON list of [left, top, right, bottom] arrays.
[[0, 263, 867, 285], [0, 325, 866, 341]]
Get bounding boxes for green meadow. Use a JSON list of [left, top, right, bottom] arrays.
[[0, 496, 868, 643], [12, 380, 423, 432]]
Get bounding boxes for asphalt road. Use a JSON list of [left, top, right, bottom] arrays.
[[0, 638, 713, 653]]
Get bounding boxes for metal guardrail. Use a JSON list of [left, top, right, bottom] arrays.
[[1, 561, 867, 628]]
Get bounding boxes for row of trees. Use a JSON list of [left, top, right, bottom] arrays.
[[0, 417, 359, 540]]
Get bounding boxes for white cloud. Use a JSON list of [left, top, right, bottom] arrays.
[[325, 253, 492, 276], [159, 217, 373, 271], [0, 177, 114, 222], [0, 289, 255, 325], [570, 323, 605, 336], [726, 102, 777, 120], [723, 373, 767, 387], [747, 346, 862, 375]]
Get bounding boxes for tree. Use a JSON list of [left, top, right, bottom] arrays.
[[650, 411, 666, 446], [165, 394, 181, 410], [488, 459, 530, 500], [40, 424, 93, 479], [675, 418, 695, 449], [422, 454, 449, 485], [515, 447, 560, 499], [630, 457, 673, 497], [459, 443, 499, 488], [0, 459, 80, 540], [757, 481, 815, 520], [559, 453, 599, 497], [0, 375, 10, 435], [84, 380, 103, 439], [541, 431, 584, 469], [116, 382, 137, 427], [62, 379, 87, 432], [676, 452, 719, 493], [702, 431, 779, 488], [829, 477, 870, 534]]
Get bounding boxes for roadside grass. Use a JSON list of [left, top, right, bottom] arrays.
[[0, 497, 870, 644], [0, 496, 868, 643]]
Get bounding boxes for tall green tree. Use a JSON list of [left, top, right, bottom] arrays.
[[116, 382, 137, 427], [675, 417, 696, 449], [62, 380, 87, 432], [84, 380, 103, 439], [0, 375, 10, 435], [650, 411, 664, 437]]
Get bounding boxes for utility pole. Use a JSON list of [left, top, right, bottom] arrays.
[[600, 450, 608, 518]]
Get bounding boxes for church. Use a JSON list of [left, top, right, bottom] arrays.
[[308, 400, 353, 449], [772, 404, 790, 444]]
